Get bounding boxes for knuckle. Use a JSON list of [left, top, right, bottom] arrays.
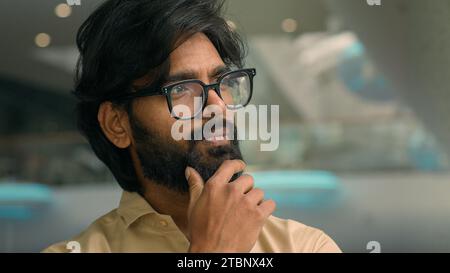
[[223, 160, 233, 168], [204, 181, 213, 190], [238, 174, 254, 188], [243, 195, 253, 207], [224, 159, 245, 170], [255, 207, 266, 220], [254, 188, 264, 198], [204, 181, 217, 194], [267, 199, 276, 212], [237, 159, 247, 169], [243, 174, 254, 183], [229, 182, 241, 195], [271, 200, 277, 210]]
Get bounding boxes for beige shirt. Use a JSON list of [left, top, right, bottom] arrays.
[[43, 191, 341, 253]]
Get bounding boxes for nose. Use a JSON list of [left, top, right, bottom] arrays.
[[203, 87, 227, 117]]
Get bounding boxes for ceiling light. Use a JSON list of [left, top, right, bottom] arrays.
[[281, 18, 298, 33], [35, 33, 51, 48], [55, 3, 72, 18]]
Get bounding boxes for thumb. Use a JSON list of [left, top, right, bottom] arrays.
[[186, 166, 204, 209]]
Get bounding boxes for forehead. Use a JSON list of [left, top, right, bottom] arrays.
[[168, 32, 225, 74]]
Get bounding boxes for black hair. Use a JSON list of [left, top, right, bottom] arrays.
[[73, 0, 246, 192]]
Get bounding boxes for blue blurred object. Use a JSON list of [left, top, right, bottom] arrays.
[[408, 129, 446, 171], [337, 41, 394, 102], [251, 171, 342, 209], [0, 182, 53, 220]]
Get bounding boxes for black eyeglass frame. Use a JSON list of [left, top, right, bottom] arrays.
[[109, 68, 256, 120]]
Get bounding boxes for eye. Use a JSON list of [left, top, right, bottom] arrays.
[[172, 84, 188, 94], [171, 83, 197, 101]]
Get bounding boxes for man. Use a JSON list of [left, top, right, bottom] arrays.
[[44, 0, 341, 253]]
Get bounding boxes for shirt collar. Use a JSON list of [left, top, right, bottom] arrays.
[[117, 191, 157, 227]]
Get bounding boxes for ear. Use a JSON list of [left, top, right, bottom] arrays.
[[97, 101, 132, 149]]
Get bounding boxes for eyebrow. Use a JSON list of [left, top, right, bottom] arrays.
[[165, 65, 231, 83]]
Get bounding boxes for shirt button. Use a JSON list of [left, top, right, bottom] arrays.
[[159, 220, 168, 227]]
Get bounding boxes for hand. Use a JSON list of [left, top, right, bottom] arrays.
[[185, 160, 276, 253]]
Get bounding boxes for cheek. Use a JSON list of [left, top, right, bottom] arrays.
[[134, 97, 172, 135], [134, 97, 190, 148]]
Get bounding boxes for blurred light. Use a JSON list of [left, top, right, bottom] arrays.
[[35, 33, 51, 48], [281, 18, 298, 33], [55, 3, 72, 18], [226, 20, 237, 31]]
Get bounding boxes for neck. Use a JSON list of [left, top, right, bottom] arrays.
[[141, 181, 190, 238]]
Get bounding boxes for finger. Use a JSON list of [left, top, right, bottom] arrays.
[[257, 199, 277, 218], [244, 187, 264, 205], [232, 174, 255, 194], [208, 159, 246, 185], [186, 166, 204, 211]]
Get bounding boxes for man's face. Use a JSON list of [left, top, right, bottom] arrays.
[[129, 32, 243, 193]]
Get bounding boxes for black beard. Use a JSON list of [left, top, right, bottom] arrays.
[[130, 117, 243, 193]]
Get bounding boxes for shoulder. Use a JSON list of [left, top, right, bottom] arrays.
[[256, 215, 341, 253], [42, 209, 120, 253]]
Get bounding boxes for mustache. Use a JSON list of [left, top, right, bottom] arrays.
[[189, 118, 237, 141]]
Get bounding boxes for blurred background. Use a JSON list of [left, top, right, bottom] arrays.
[[1, 0, 450, 252]]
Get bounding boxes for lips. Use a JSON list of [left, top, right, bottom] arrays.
[[189, 118, 235, 142]]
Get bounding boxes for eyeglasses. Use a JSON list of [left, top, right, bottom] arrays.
[[110, 68, 256, 120]]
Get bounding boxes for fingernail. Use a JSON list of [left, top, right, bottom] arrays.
[[185, 167, 191, 180]]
